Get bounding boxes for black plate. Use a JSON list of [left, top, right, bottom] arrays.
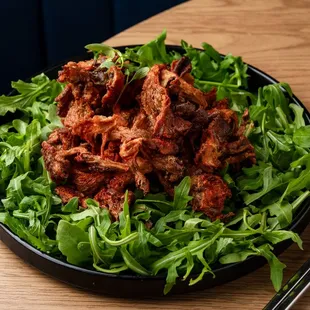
[[0, 45, 310, 298]]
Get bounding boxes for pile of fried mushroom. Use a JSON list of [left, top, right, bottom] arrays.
[[42, 55, 256, 221]]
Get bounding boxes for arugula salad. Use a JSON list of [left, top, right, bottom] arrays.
[[0, 31, 309, 295]]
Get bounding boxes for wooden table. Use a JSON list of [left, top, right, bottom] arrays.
[[1, 0, 310, 309]]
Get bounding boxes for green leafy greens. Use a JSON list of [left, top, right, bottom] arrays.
[[0, 32, 309, 295]]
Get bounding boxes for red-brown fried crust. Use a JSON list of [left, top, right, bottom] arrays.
[[101, 66, 125, 111], [42, 57, 256, 221], [190, 174, 232, 221]]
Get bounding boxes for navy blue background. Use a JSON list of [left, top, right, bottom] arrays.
[[0, 0, 185, 94]]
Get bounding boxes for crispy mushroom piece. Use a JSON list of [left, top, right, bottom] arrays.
[[42, 57, 256, 220]]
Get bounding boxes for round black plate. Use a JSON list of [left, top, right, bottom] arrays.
[[0, 45, 309, 298]]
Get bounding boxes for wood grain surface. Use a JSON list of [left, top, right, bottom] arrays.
[[1, 0, 310, 309]]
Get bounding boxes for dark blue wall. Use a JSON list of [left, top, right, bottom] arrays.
[[0, 0, 185, 94], [1, 1, 44, 93], [42, 0, 114, 66]]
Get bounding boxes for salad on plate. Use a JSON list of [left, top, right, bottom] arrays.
[[0, 30, 309, 294]]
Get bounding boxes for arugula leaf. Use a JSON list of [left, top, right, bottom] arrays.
[[189, 251, 214, 286], [119, 191, 131, 238], [263, 231, 303, 249], [125, 30, 172, 67], [241, 165, 287, 205], [151, 226, 224, 275], [0, 74, 56, 116], [4, 173, 30, 207], [1, 212, 39, 244], [100, 60, 115, 69], [291, 191, 310, 211], [281, 154, 310, 199], [262, 83, 291, 121], [266, 131, 292, 152], [93, 263, 128, 274], [89, 225, 111, 266], [290, 104, 305, 129], [135, 193, 172, 214], [61, 197, 79, 213], [220, 243, 286, 291], [172, 176, 192, 210], [130, 67, 150, 81], [293, 126, 310, 148], [70, 209, 96, 222], [154, 210, 191, 233], [12, 119, 27, 135], [182, 40, 248, 90], [263, 201, 292, 229], [201, 42, 222, 63], [85, 43, 116, 58], [100, 232, 138, 247], [56, 220, 91, 265], [219, 249, 257, 264], [41, 105, 63, 140], [96, 208, 112, 238], [120, 246, 150, 276], [129, 221, 160, 260], [256, 244, 286, 292], [164, 259, 183, 294]]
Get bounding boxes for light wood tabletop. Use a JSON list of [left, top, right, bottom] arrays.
[[1, 0, 310, 309]]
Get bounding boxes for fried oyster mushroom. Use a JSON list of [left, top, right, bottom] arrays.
[[42, 56, 255, 221]]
